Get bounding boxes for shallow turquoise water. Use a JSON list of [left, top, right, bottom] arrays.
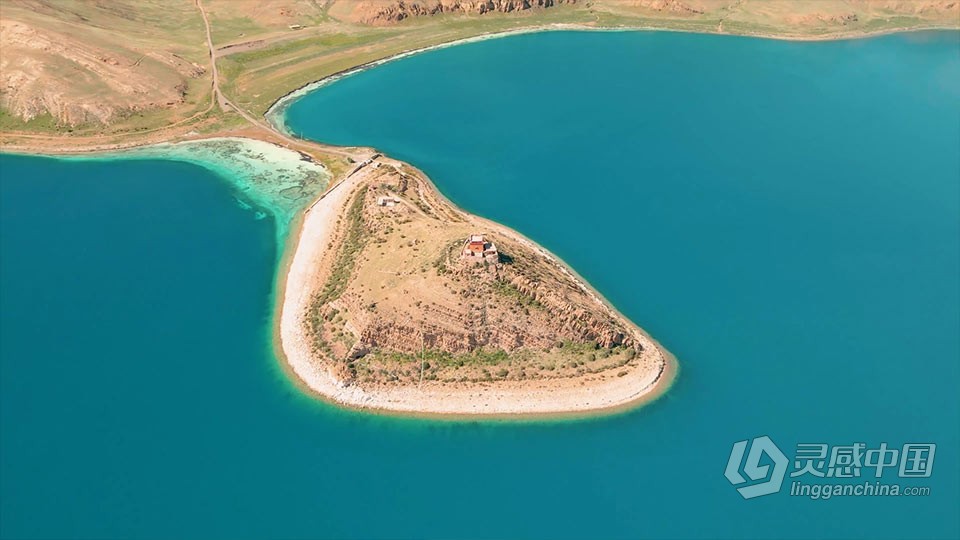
[[2, 31, 959, 539]]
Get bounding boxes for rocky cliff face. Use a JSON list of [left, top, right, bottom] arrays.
[[349, 269, 638, 359], [335, 0, 577, 25], [504, 273, 633, 349], [623, 0, 704, 16], [330, 0, 959, 27]]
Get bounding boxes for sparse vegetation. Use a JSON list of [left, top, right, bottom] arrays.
[[301, 169, 653, 386], [492, 279, 542, 309], [313, 186, 368, 306]]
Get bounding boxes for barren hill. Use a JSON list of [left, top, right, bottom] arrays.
[[0, 1, 210, 128], [299, 160, 664, 394]]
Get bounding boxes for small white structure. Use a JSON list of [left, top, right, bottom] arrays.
[[377, 196, 400, 207]]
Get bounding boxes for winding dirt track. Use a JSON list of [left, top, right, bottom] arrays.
[[195, 0, 356, 159]]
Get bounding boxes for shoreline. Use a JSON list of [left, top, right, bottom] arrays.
[[0, 137, 332, 228], [274, 156, 678, 418], [263, 24, 958, 132]]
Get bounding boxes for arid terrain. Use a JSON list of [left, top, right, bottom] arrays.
[[278, 155, 672, 415], [309, 161, 655, 386]]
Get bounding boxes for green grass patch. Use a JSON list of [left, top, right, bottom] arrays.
[[492, 279, 542, 308], [0, 109, 64, 133], [313, 186, 368, 306], [382, 347, 519, 367]]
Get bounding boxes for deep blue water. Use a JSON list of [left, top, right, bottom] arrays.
[[2, 31, 959, 539]]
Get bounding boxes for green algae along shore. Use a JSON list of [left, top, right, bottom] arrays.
[[52, 137, 331, 233], [125, 138, 329, 226]]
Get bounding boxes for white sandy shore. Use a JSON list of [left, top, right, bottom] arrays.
[[278, 159, 674, 417]]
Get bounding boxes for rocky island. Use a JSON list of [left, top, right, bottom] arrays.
[[279, 156, 673, 416]]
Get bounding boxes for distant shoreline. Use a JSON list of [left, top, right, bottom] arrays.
[[264, 25, 958, 133], [3, 27, 953, 157]]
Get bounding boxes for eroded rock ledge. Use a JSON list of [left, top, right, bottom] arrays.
[[346, 1, 577, 25]]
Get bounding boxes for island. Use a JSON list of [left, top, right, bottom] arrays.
[[278, 154, 674, 415]]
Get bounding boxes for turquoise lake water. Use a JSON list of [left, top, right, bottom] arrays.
[[2, 31, 959, 539]]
